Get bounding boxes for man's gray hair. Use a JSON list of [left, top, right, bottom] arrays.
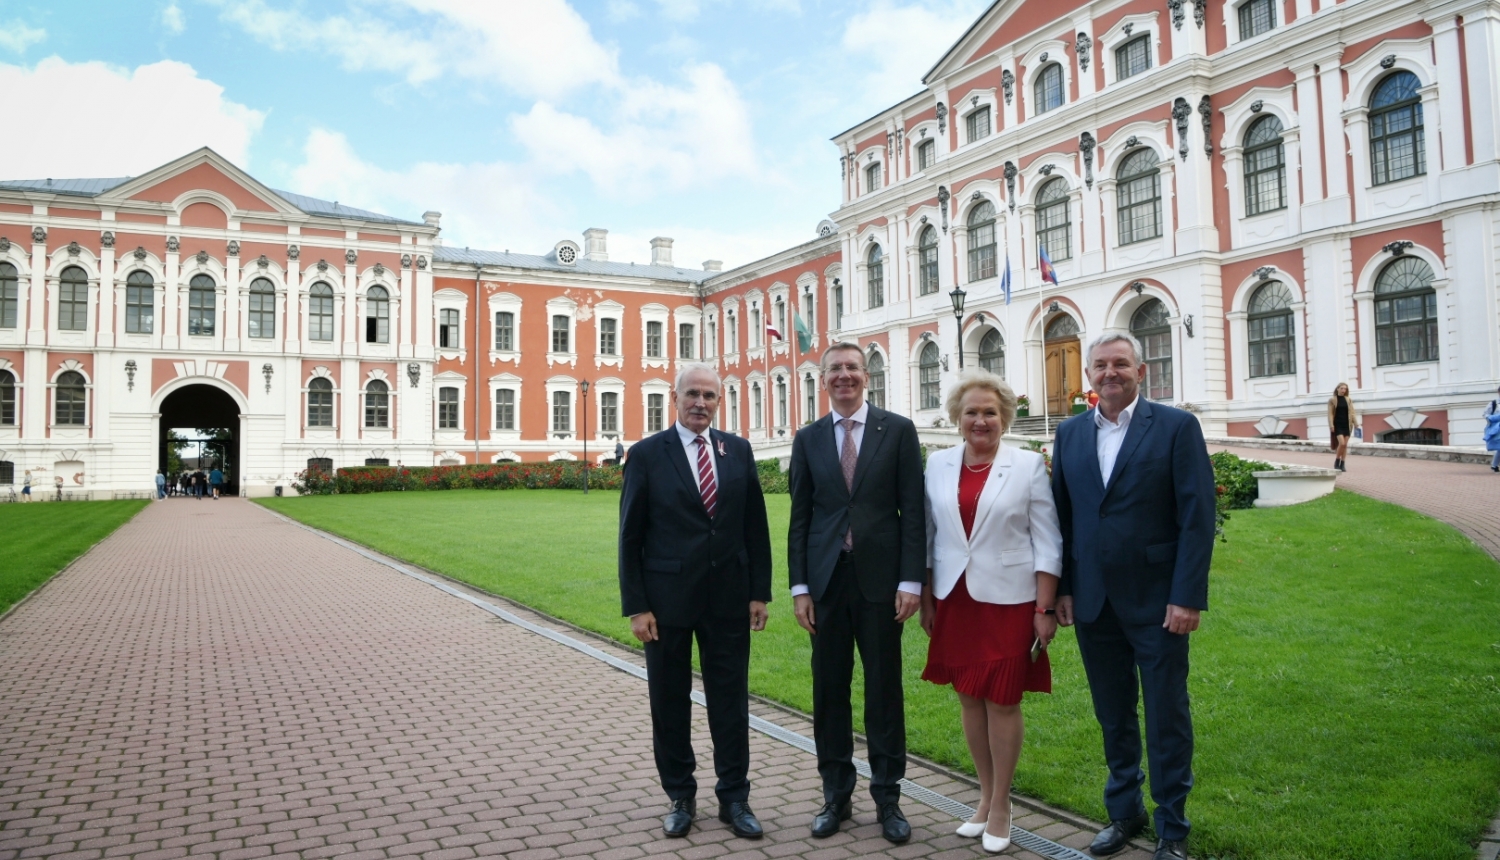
[[673, 362, 722, 392], [1086, 332, 1145, 365]]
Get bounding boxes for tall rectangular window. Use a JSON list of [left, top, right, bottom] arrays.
[[0, 371, 15, 426], [307, 379, 333, 427], [125, 272, 154, 334], [678, 323, 695, 359], [59, 268, 89, 332], [494, 311, 514, 351], [646, 321, 663, 357], [728, 386, 739, 431], [439, 308, 460, 349], [438, 387, 459, 429], [551, 314, 570, 353], [865, 162, 882, 194], [1116, 35, 1152, 81], [601, 391, 618, 434], [249, 280, 276, 339], [1238, 0, 1276, 39], [727, 315, 738, 352], [833, 284, 843, 328], [751, 384, 762, 429], [917, 139, 936, 171], [0, 263, 17, 329], [600, 317, 617, 355], [495, 389, 515, 430], [750, 308, 762, 347], [647, 393, 664, 433], [706, 319, 716, 358], [309, 286, 335, 341], [552, 390, 571, 435], [966, 107, 991, 144]]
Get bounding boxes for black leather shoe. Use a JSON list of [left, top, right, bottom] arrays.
[[718, 801, 763, 839], [1153, 838, 1187, 860], [1089, 811, 1148, 855], [877, 802, 911, 844], [810, 798, 852, 838], [663, 798, 695, 838]]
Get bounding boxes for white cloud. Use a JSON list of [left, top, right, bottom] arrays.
[[161, 3, 186, 34], [842, 0, 989, 96], [605, 0, 641, 22], [655, 0, 700, 21], [0, 57, 264, 179], [0, 21, 45, 53]]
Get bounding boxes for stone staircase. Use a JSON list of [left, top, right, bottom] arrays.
[[1008, 413, 1081, 439]]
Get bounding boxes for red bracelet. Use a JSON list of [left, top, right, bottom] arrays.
[[1035, 606, 1055, 615]]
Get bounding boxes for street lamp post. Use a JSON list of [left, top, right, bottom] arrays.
[[949, 285, 967, 369], [579, 379, 590, 494]]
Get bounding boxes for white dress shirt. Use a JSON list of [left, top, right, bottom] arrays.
[[675, 421, 719, 488], [1094, 395, 1139, 487], [791, 403, 921, 599]]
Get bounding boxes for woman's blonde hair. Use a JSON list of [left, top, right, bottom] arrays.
[[945, 369, 1017, 434]]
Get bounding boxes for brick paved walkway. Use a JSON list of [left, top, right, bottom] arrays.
[[1212, 444, 1500, 560], [0, 499, 1148, 860]]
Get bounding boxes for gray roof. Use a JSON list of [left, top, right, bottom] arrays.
[[434, 246, 706, 283], [0, 175, 424, 226], [0, 177, 132, 197]]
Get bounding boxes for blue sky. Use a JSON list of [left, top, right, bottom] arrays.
[[1, 0, 988, 269]]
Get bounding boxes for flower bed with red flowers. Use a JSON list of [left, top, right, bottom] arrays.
[[291, 462, 625, 495]]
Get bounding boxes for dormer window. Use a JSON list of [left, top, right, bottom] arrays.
[[966, 106, 991, 143]]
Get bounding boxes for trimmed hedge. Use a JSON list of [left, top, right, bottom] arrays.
[[293, 459, 795, 496]]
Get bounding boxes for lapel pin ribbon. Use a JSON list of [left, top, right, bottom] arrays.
[[716, 439, 727, 457]]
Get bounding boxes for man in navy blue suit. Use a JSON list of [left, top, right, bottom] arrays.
[[1051, 333, 1216, 860], [619, 364, 773, 841]]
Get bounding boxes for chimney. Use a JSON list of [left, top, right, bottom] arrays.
[[702, 260, 723, 272], [583, 228, 608, 261], [422, 210, 442, 228], [650, 236, 674, 267]]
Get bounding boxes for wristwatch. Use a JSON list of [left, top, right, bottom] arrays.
[[1035, 606, 1055, 615]]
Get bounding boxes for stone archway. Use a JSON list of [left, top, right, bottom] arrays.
[[159, 383, 242, 496]]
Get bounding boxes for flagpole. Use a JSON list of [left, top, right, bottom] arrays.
[[1038, 249, 1049, 439]]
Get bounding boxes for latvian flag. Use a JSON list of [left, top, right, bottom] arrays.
[[766, 321, 783, 342]]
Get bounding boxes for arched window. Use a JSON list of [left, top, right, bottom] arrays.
[[307, 377, 334, 427], [1370, 71, 1425, 185], [1035, 179, 1071, 261], [918, 226, 939, 295], [919, 342, 942, 409], [54, 370, 86, 426], [309, 283, 335, 342], [438, 386, 459, 429], [979, 329, 1005, 376], [866, 352, 886, 409], [188, 274, 216, 336], [1117, 148, 1162, 245], [1115, 35, 1151, 81], [125, 270, 154, 334], [364, 380, 389, 428], [1034, 63, 1064, 115], [248, 277, 275, 339], [1045, 314, 1080, 340], [1374, 256, 1438, 365], [1244, 115, 1286, 215], [1247, 281, 1295, 377], [0, 369, 15, 425], [0, 262, 18, 329], [365, 286, 389, 344], [1130, 299, 1173, 400], [967, 200, 997, 281], [59, 266, 88, 331], [867, 245, 884, 309]]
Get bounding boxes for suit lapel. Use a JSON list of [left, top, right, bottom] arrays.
[[935, 449, 963, 541], [1075, 409, 1106, 497], [708, 429, 738, 519], [966, 443, 1012, 539], [663, 429, 708, 518], [809, 414, 850, 500], [1104, 399, 1154, 498], [849, 405, 888, 498]]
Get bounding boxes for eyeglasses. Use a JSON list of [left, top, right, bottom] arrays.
[[823, 363, 865, 374]]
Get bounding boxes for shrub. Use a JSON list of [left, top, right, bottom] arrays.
[[756, 459, 783, 477], [291, 467, 336, 496], [301, 462, 625, 496], [1210, 451, 1272, 511]]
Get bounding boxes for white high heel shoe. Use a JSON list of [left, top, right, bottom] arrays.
[[956, 819, 987, 838], [981, 805, 1012, 854]]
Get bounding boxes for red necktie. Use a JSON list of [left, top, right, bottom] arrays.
[[694, 437, 718, 518]]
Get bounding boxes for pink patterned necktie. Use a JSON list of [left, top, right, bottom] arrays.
[[694, 437, 718, 518], [840, 418, 857, 549]]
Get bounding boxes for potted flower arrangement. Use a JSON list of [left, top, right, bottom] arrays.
[[1016, 394, 1030, 418], [1069, 389, 1088, 414]]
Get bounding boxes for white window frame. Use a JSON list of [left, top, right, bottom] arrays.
[[490, 372, 522, 439], [488, 291, 523, 366], [595, 299, 624, 369], [640, 303, 670, 370], [545, 296, 578, 368], [1099, 14, 1161, 90]]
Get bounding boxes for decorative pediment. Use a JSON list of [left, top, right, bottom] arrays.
[[98, 148, 297, 216], [922, 0, 1084, 85]]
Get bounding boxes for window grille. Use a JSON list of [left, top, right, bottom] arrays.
[[867, 352, 885, 409], [552, 390, 571, 435], [439, 308, 460, 349], [1115, 35, 1151, 81], [917, 140, 936, 171], [966, 106, 992, 142], [1117, 148, 1162, 244], [1244, 115, 1287, 215], [1374, 257, 1438, 365], [438, 386, 459, 429], [647, 320, 663, 357], [979, 329, 1005, 376], [679, 323, 695, 359], [187, 274, 215, 336], [495, 389, 515, 430], [1370, 71, 1425, 185], [126, 270, 154, 334], [307, 378, 334, 427], [648, 392, 665, 433], [867, 246, 884, 308], [59, 266, 89, 331], [1033, 66, 1064, 114], [601, 391, 618, 434], [365, 380, 389, 428], [0, 262, 15, 328], [1130, 300, 1174, 400], [598, 317, 615, 355], [365, 286, 389, 343], [309, 283, 335, 341], [1238, 0, 1276, 39], [495, 311, 514, 351], [1247, 281, 1295, 377], [1035, 180, 1071, 261], [865, 162, 882, 193], [967, 201, 997, 281], [55, 370, 86, 426], [551, 314, 570, 353], [918, 227, 939, 295], [0, 370, 14, 425]]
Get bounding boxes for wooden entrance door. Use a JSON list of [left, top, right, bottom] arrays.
[[1044, 338, 1081, 415]]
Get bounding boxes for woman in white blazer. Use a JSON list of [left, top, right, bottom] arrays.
[[919, 370, 1062, 854]]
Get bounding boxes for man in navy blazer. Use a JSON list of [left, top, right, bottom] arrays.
[[619, 364, 773, 840], [787, 341, 926, 844], [1051, 334, 1215, 860]]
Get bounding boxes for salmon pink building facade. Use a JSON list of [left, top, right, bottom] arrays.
[[2, 0, 1499, 496]]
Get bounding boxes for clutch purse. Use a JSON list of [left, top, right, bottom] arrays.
[[1029, 637, 1043, 663]]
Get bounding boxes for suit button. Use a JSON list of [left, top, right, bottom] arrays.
[[1100, 513, 1108, 519], [849, 502, 855, 509], [711, 561, 717, 568], [710, 529, 716, 536]]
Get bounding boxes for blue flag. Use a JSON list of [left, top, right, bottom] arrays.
[[1039, 246, 1059, 286], [1000, 255, 1012, 305]]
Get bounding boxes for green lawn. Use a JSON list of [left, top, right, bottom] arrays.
[[259, 489, 1500, 860], [0, 499, 149, 615]]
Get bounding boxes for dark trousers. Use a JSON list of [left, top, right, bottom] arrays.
[[810, 554, 905, 805], [1075, 600, 1194, 841], [644, 618, 751, 803]]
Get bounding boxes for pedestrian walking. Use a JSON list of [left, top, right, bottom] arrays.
[[155, 471, 166, 500], [1483, 386, 1500, 473], [1327, 383, 1359, 472], [21, 469, 31, 502], [210, 466, 224, 499]]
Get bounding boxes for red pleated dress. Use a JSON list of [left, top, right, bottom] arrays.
[[921, 461, 1052, 705]]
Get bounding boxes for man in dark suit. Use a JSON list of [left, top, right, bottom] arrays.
[[619, 363, 773, 840], [1051, 333, 1216, 860], [787, 341, 926, 844]]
